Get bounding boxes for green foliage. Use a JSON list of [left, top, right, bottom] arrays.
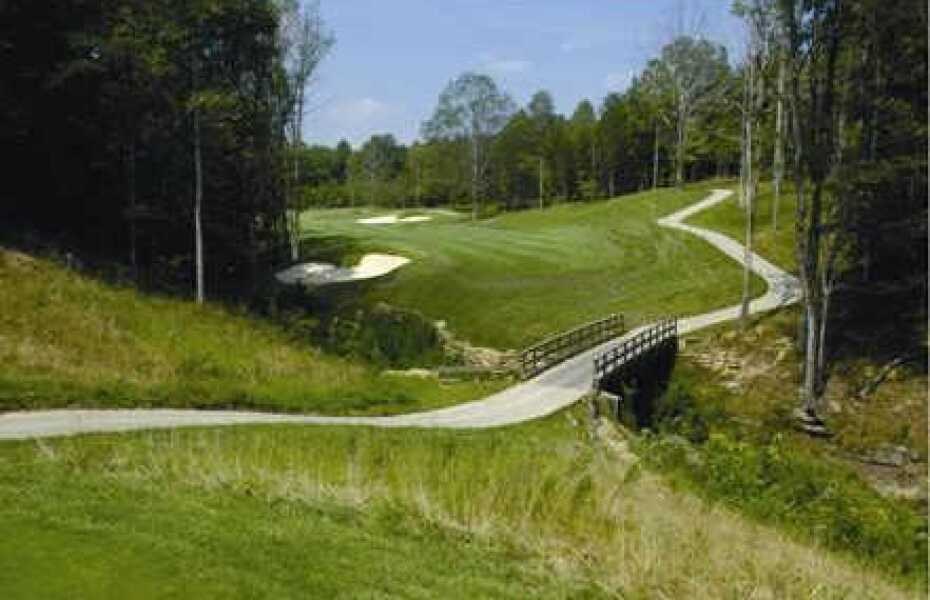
[[641, 430, 927, 584], [653, 378, 726, 443], [318, 303, 445, 368], [0, 0, 338, 299]]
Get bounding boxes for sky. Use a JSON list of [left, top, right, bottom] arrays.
[[304, 1, 745, 148]]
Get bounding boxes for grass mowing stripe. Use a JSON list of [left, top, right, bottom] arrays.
[[302, 182, 767, 348]]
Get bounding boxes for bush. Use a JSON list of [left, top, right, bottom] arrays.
[[320, 302, 445, 368], [638, 431, 928, 584], [652, 376, 727, 443]]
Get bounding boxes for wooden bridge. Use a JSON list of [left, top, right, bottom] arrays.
[[592, 318, 678, 392], [519, 314, 625, 379]]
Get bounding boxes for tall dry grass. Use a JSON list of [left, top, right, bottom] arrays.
[[23, 407, 919, 599], [0, 247, 500, 413]]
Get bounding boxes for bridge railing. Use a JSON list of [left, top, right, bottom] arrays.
[[519, 313, 625, 379], [593, 317, 677, 390]]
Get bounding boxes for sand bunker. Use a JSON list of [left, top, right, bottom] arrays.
[[357, 214, 432, 225], [276, 253, 410, 287]]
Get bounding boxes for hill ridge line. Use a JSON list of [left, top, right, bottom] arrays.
[[0, 189, 800, 440]]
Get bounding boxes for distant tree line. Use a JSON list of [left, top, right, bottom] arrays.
[[0, 0, 332, 300], [292, 35, 741, 214]]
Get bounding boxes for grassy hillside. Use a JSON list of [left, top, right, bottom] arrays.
[[0, 248, 501, 414], [687, 182, 798, 273], [302, 182, 766, 349], [0, 405, 918, 599]]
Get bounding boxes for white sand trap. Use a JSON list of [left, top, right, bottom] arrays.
[[431, 209, 462, 217], [357, 214, 432, 225], [275, 253, 410, 286]]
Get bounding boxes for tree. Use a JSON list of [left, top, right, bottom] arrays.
[[281, 0, 334, 260], [570, 99, 599, 200], [644, 36, 730, 188], [422, 72, 515, 219], [771, 20, 787, 232], [491, 110, 537, 209], [734, 0, 777, 326], [780, 0, 846, 425], [358, 134, 405, 205], [527, 90, 558, 207]]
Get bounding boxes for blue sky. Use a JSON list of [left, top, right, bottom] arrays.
[[304, 1, 744, 148]]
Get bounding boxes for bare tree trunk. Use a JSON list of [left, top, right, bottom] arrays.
[[128, 139, 137, 279], [817, 279, 832, 395], [290, 83, 304, 262], [653, 120, 660, 190], [413, 161, 421, 206], [471, 136, 479, 220], [738, 122, 746, 208], [192, 47, 205, 305], [773, 54, 785, 233], [675, 102, 686, 189], [538, 157, 544, 209], [193, 107, 204, 304], [590, 139, 597, 186], [740, 59, 754, 327], [802, 301, 820, 412]]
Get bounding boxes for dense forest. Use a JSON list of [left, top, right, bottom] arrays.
[[0, 0, 332, 299], [295, 40, 740, 213]]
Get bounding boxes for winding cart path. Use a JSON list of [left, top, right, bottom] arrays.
[[0, 189, 799, 440]]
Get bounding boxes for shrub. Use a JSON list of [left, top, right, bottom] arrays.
[[319, 303, 444, 368], [638, 431, 928, 584]]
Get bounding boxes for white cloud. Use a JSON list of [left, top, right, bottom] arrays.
[[325, 97, 389, 126]]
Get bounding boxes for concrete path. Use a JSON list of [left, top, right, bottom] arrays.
[[0, 189, 799, 440]]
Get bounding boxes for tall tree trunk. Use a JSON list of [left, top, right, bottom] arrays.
[[471, 135, 479, 221], [193, 106, 204, 304], [192, 49, 205, 305], [802, 300, 820, 412], [128, 139, 137, 280], [740, 58, 754, 327], [590, 139, 597, 187], [675, 103, 685, 189], [738, 123, 746, 208], [290, 85, 304, 262], [538, 157, 544, 210], [817, 278, 832, 396], [653, 120, 660, 190], [773, 53, 785, 233]]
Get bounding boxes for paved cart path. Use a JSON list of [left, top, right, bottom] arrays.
[[0, 189, 799, 440]]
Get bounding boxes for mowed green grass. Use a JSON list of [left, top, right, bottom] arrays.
[[0, 248, 502, 414], [0, 407, 917, 599], [0, 454, 568, 599], [302, 182, 766, 349]]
